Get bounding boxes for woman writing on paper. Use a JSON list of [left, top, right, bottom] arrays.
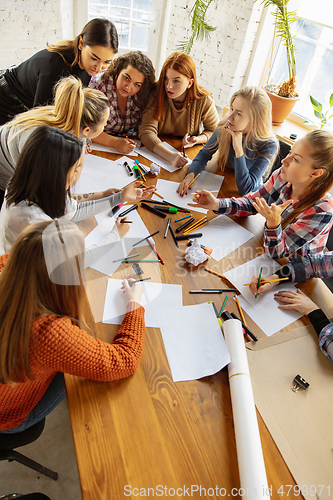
[[139, 52, 219, 168], [177, 86, 278, 196], [0, 76, 110, 201], [248, 253, 333, 363], [189, 130, 333, 258], [88, 51, 156, 154], [0, 18, 118, 125], [0, 126, 155, 258], [0, 219, 145, 432]]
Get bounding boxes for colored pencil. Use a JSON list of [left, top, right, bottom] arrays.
[[202, 288, 237, 292], [135, 162, 146, 181], [175, 215, 192, 222], [193, 190, 218, 194], [147, 237, 165, 265], [184, 218, 207, 234], [164, 217, 171, 239], [169, 226, 179, 248], [255, 266, 263, 299], [122, 259, 160, 263], [243, 277, 289, 286], [235, 296, 247, 326], [183, 215, 206, 234], [219, 296, 228, 316], [113, 252, 140, 262], [132, 231, 159, 247]]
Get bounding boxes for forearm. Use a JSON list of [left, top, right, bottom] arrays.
[[195, 133, 208, 145], [214, 196, 257, 217], [84, 228, 120, 268], [72, 191, 107, 202], [92, 131, 121, 150], [69, 192, 123, 222], [153, 143, 174, 163]]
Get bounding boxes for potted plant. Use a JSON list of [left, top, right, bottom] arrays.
[[258, 0, 300, 124]]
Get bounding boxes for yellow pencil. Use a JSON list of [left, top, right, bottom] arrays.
[[184, 219, 207, 234], [205, 268, 236, 289], [243, 277, 289, 286], [235, 296, 247, 326], [193, 190, 218, 195], [187, 173, 200, 188], [183, 216, 207, 234], [136, 163, 146, 182], [141, 182, 164, 199]]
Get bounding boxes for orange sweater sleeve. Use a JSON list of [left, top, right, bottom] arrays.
[[32, 302, 146, 382]]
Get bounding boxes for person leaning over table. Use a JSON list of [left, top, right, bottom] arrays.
[[0, 126, 155, 259], [248, 253, 333, 364], [138, 51, 219, 169], [0, 76, 110, 200], [89, 51, 156, 154], [0, 219, 145, 432], [177, 86, 278, 197], [0, 18, 118, 125], [188, 129, 333, 259]]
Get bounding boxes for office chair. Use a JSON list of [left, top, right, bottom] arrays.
[[0, 418, 58, 480]]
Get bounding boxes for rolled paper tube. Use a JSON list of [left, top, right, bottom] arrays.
[[222, 319, 270, 499]]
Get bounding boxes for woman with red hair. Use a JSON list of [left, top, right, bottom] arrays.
[[139, 52, 218, 169]]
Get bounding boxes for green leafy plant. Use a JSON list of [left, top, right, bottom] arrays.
[[304, 93, 333, 128], [258, 0, 299, 98], [176, 0, 216, 54]]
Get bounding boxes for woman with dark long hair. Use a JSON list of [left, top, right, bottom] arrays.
[[0, 18, 118, 125]]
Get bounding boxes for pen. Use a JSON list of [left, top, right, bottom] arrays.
[[169, 226, 179, 248], [230, 312, 258, 341], [183, 146, 185, 157], [164, 217, 171, 239], [175, 217, 195, 233], [113, 252, 140, 262], [130, 277, 152, 285], [190, 290, 225, 294], [132, 165, 141, 179], [132, 230, 159, 247], [162, 200, 190, 213], [202, 288, 237, 292], [118, 204, 138, 217], [141, 202, 167, 218], [221, 310, 251, 339], [123, 161, 133, 176], [154, 206, 177, 214], [255, 266, 263, 299], [175, 233, 203, 240]]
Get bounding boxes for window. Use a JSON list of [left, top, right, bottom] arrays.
[[88, 0, 153, 52]]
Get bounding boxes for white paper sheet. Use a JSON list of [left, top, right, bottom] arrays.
[[85, 206, 154, 276], [187, 215, 254, 261], [151, 172, 224, 214], [90, 140, 141, 156], [72, 153, 132, 194], [223, 319, 269, 499], [159, 302, 231, 382], [138, 142, 192, 173], [223, 255, 302, 336], [102, 279, 183, 327]]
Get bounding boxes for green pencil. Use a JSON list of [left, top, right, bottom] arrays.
[[255, 266, 263, 299], [219, 295, 228, 316]]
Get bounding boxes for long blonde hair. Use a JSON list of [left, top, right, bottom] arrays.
[[282, 129, 333, 230], [216, 86, 277, 172], [0, 220, 87, 384], [8, 76, 108, 138]]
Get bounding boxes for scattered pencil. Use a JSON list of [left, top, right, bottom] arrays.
[[205, 268, 236, 289], [113, 252, 140, 262], [135, 162, 146, 182], [219, 295, 228, 316], [132, 231, 159, 247], [164, 217, 171, 239], [122, 259, 160, 263], [147, 238, 165, 265], [202, 288, 237, 292], [193, 190, 218, 194], [175, 215, 192, 222], [235, 296, 247, 326], [255, 266, 263, 299], [183, 215, 206, 234], [169, 226, 179, 248]]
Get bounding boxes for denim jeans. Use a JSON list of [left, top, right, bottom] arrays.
[[0, 372, 66, 433]]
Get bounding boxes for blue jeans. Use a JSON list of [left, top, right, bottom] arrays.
[[0, 372, 66, 434]]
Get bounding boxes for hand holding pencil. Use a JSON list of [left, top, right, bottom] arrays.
[[248, 273, 281, 296], [188, 189, 220, 211], [177, 172, 195, 197]]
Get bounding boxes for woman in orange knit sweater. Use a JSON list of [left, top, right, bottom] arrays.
[[0, 219, 145, 432]]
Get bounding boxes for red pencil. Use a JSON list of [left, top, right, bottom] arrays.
[[147, 238, 165, 265]]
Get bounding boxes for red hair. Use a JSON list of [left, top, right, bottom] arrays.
[[153, 52, 210, 122]]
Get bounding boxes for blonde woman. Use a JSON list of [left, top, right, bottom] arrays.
[[178, 86, 278, 196], [0, 76, 109, 195]]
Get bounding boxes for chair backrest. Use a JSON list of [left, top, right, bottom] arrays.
[[0, 418, 45, 450]]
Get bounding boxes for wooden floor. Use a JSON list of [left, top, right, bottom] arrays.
[[65, 138, 333, 500]]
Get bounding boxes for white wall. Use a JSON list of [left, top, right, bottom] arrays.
[[0, 0, 71, 69], [166, 0, 263, 109], [0, 0, 262, 111]]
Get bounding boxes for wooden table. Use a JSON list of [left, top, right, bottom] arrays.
[[65, 138, 333, 500]]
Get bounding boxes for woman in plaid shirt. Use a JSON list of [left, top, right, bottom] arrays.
[[89, 51, 156, 154], [249, 253, 333, 363], [189, 130, 333, 259]]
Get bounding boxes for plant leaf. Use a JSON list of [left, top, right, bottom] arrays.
[[310, 95, 322, 112], [329, 93, 333, 108]]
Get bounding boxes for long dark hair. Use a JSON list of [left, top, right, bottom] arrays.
[[6, 126, 83, 218], [107, 51, 156, 113], [47, 18, 119, 67]]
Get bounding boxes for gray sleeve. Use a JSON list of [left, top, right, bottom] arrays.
[[84, 227, 120, 268], [69, 192, 123, 222]]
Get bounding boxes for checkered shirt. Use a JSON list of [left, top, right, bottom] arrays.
[[216, 167, 333, 258], [89, 71, 141, 134]]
